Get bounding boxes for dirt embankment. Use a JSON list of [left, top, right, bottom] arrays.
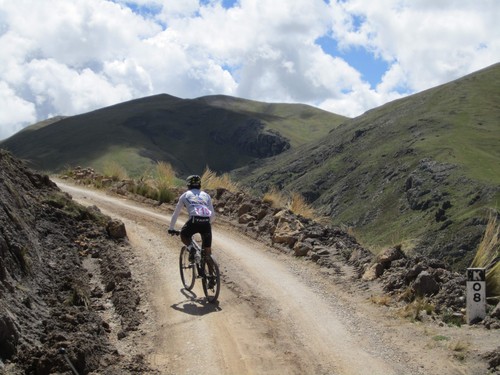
[[0, 151, 151, 374]]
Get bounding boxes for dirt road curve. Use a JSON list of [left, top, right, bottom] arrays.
[[57, 182, 492, 375]]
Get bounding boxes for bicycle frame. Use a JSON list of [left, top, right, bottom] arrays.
[[170, 230, 220, 303]]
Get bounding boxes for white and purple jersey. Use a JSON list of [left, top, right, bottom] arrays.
[[169, 189, 215, 230]]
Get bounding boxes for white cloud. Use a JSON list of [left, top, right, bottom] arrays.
[[0, 0, 499, 141], [0, 81, 36, 139], [159, 0, 200, 20], [329, 0, 500, 93], [25, 58, 133, 117]]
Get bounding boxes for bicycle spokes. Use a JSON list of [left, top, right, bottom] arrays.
[[179, 246, 195, 290], [179, 243, 220, 303], [201, 256, 220, 303]]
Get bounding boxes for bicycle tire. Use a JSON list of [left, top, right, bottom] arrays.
[[201, 255, 220, 303], [179, 246, 195, 290]]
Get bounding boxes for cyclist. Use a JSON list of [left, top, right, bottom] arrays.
[[168, 175, 215, 262]]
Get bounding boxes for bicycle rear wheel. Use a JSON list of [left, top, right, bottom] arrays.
[[179, 246, 195, 290], [201, 255, 220, 303]]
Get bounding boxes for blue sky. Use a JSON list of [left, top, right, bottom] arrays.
[[0, 0, 499, 140], [315, 35, 390, 90]]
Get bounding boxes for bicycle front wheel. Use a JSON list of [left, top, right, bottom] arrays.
[[179, 246, 195, 290], [201, 255, 220, 303]]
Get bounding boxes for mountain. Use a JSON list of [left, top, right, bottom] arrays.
[[0, 94, 346, 177], [233, 63, 500, 269], [1, 65, 498, 269]]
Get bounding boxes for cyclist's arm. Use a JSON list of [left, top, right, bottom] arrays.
[[208, 197, 216, 223], [169, 194, 185, 230]]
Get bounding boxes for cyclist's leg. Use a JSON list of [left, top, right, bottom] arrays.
[[180, 220, 195, 246], [201, 224, 214, 270], [200, 224, 219, 299], [180, 221, 198, 263], [200, 223, 212, 253]]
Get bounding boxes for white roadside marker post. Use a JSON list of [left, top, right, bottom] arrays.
[[466, 268, 486, 324]]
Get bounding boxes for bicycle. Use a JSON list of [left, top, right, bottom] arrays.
[[169, 230, 220, 303]]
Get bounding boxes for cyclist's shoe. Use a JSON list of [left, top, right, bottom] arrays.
[[188, 246, 195, 263], [207, 277, 216, 289], [197, 266, 204, 277]]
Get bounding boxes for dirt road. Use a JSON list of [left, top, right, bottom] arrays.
[[57, 182, 495, 375]]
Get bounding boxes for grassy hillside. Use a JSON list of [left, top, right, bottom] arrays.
[[234, 63, 500, 269], [199, 95, 344, 147], [0, 94, 346, 177]]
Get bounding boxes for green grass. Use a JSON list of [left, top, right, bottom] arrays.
[[235, 63, 500, 267], [201, 96, 347, 147], [1, 94, 345, 178], [94, 147, 154, 178]]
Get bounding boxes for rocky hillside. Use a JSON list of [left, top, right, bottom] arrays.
[[234, 63, 500, 270], [0, 150, 152, 374], [212, 188, 499, 326]]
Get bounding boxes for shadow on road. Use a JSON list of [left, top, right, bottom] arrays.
[[170, 288, 222, 315]]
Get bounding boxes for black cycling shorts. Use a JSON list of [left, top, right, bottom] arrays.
[[180, 216, 212, 248]]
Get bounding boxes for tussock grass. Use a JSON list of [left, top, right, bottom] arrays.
[[448, 340, 469, 360], [263, 187, 318, 220], [130, 162, 178, 204], [441, 309, 463, 327], [102, 161, 128, 181], [287, 192, 315, 219], [397, 297, 435, 321], [155, 162, 177, 203], [448, 340, 469, 352], [201, 167, 240, 192], [263, 186, 287, 208], [370, 294, 392, 306], [470, 213, 500, 299], [132, 179, 157, 200], [156, 161, 176, 187]]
